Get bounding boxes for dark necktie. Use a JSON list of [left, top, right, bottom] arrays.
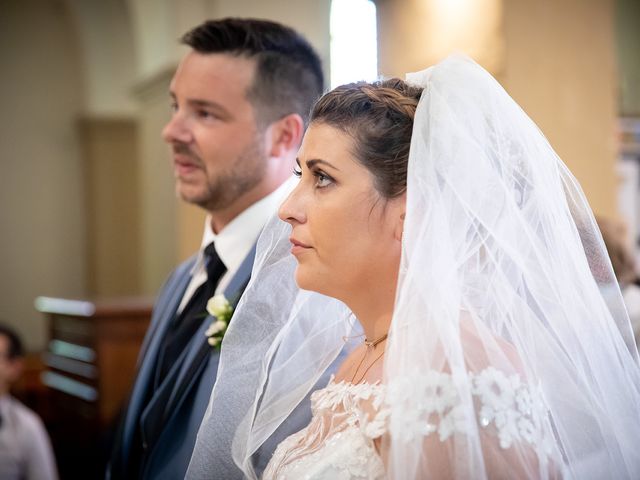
[[154, 242, 227, 388]]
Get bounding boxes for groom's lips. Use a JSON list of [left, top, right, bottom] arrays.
[[289, 237, 312, 255], [173, 154, 201, 177]]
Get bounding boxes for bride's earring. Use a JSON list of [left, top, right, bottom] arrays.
[[394, 211, 406, 242]]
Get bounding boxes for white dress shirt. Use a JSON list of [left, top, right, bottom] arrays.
[[0, 394, 58, 480], [177, 181, 291, 313]]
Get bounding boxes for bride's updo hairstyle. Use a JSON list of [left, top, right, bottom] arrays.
[[309, 79, 423, 199]]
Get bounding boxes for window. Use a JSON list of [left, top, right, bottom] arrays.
[[330, 0, 378, 88]]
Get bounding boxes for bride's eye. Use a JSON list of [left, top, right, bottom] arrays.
[[293, 166, 302, 178], [313, 170, 334, 188]]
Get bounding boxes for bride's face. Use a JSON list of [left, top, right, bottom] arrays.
[[279, 122, 404, 302]]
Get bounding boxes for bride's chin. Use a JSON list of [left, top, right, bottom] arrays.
[[294, 268, 326, 296], [294, 268, 312, 291]]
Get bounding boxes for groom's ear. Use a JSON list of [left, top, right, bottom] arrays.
[[266, 113, 304, 159]]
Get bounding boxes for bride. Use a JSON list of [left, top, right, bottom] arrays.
[[189, 56, 640, 479]]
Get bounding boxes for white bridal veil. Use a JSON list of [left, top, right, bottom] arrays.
[[189, 56, 640, 479]]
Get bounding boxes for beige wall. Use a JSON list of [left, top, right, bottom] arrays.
[[617, 0, 640, 115], [0, 1, 86, 350], [502, 0, 618, 217], [133, 67, 179, 294], [67, 0, 138, 116], [377, 0, 504, 77], [80, 117, 141, 296], [377, 0, 618, 217]]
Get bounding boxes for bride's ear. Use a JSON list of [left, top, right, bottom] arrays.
[[393, 196, 406, 242], [394, 212, 405, 242]]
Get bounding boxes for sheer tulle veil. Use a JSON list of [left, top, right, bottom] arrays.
[[188, 55, 640, 479]]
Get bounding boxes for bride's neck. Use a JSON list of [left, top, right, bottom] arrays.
[[345, 283, 396, 343]]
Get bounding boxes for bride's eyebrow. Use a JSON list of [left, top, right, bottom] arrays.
[[306, 159, 340, 171]]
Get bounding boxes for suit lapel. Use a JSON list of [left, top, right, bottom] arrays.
[[160, 244, 257, 425], [121, 258, 195, 459], [138, 257, 197, 373]]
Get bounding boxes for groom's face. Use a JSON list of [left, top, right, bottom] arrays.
[[162, 51, 269, 215]]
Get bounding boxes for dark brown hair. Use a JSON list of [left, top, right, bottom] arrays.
[[310, 78, 423, 198], [0, 323, 24, 359], [181, 18, 324, 127]]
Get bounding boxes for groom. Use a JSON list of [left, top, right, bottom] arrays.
[[108, 18, 324, 479]]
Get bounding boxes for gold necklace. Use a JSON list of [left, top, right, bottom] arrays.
[[363, 332, 388, 348], [350, 334, 388, 384], [350, 348, 386, 384]]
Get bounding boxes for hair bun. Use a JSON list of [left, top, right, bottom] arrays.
[[362, 79, 422, 121]]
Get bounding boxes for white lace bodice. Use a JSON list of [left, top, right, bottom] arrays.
[[263, 369, 556, 480], [262, 378, 386, 480]]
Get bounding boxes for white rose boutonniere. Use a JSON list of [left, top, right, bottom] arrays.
[[205, 294, 233, 347]]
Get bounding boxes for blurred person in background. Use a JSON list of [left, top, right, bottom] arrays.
[[0, 323, 57, 480]]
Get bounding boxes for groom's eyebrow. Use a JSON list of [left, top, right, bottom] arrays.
[[305, 159, 340, 171]]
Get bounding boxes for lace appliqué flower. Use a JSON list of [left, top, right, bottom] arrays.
[[265, 379, 387, 480], [472, 366, 545, 449], [386, 371, 468, 442], [386, 368, 552, 451], [311, 378, 387, 438]]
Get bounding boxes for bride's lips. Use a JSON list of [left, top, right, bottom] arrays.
[[289, 237, 312, 255]]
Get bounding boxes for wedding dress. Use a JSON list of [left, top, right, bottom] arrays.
[[264, 364, 559, 480], [263, 378, 386, 480]]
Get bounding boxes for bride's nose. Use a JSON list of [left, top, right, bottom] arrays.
[[279, 185, 306, 225]]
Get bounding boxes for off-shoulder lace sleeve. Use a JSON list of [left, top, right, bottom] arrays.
[[381, 367, 562, 479], [385, 368, 554, 450]]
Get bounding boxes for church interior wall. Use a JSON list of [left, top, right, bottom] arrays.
[[0, 0, 87, 350], [0, 0, 634, 350], [502, 0, 618, 217]]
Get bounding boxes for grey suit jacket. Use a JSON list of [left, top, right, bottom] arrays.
[[112, 248, 254, 479]]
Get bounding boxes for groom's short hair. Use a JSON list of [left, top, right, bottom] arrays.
[[180, 18, 324, 128], [0, 323, 24, 359]]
